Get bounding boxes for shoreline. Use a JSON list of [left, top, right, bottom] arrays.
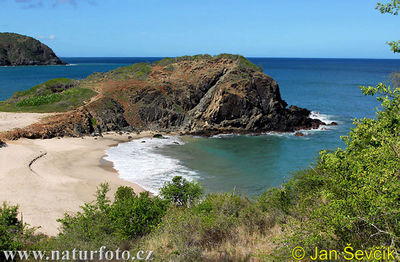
[[0, 131, 155, 236]]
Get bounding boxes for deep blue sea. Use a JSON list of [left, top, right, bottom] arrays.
[[2, 57, 400, 195]]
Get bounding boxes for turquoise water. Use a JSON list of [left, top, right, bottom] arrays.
[[158, 58, 400, 195], [1, 57, 400, 195]]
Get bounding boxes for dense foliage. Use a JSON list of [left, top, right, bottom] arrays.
[[160, 176, 203, 208], [0, 203, 40, 260], [52, 184, 167, 250]]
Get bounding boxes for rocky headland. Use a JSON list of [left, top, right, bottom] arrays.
[[0, 54, 327, 140], [0, 33, 66, 66]]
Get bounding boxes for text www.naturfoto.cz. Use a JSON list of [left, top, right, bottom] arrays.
[[3, 246, 153, 261]]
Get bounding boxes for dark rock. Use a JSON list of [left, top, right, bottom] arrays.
[[153, 134, 165, 139], [328, 122, 338, 126], [0, 139, 6, 148], [294, 132, 305, 137], [0, 33, 66, 66]]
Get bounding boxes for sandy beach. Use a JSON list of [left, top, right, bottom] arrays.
[[0, 112, 58, 132], [0, 131, 153, 236]]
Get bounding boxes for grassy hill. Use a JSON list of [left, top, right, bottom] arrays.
[[0, 78, 97, 113]]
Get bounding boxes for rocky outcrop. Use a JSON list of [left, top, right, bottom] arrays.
[[1, 55, 326, 139], [2, 98, 130, 139], [0, 33, 66, 66], [0, 139, 5, 147]]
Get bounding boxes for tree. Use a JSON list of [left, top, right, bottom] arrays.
[[376, 0, 400, 52], [160, 176, 203, 208], [110, 187, 167, 240], [57, 184, 167, 248]]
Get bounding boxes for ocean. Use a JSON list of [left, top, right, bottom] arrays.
[[1, 57, 400, 195]]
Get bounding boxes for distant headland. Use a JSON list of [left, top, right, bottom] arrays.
[[0, 32, 66, 66]]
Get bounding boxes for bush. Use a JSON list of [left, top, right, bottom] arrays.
[[55, 184, 167, 250], [0, 203, 41, 259], [264, 83, 400, 259], [0, 203, 24, 252], [110, 187, 167, 240], [160, 176, 203, 208]]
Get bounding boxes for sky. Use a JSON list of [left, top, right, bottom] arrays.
[[0, 0, 399, 58]]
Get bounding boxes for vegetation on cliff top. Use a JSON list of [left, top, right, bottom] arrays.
[[0, 54, 263, 114], [152, 54, 263, 72], [0, 78, 97, 113]]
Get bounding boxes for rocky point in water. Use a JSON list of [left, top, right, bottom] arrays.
[[0, 33, 66, 66], [0, 54, 326, 139]]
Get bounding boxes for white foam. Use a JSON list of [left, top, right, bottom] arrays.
[[310, 111, 335, 125], [104, 136, 198, 194], [211, 111, 338, 139]]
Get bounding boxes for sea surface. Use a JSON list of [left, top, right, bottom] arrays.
[[1, 57, 400, 195]]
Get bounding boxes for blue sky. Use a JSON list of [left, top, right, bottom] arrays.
[[0, 0, 399, 58]]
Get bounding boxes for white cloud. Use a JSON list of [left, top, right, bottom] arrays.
[[37, 35, 56, 40]]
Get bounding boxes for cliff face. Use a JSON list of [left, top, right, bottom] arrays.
[[0, 33, 66, 66], [1, 55, 325, 139]]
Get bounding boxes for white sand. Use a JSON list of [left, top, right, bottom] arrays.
[[0, 112, 57, 132], [0, 132, 152, 236]]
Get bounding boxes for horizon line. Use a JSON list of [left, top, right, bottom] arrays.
[[59, 56, 400, 60]]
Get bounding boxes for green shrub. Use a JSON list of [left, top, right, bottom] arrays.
[[110, 187, 167, 240], [194, 193, 244, 246], [266, 84, 400, 259], [160, 176, 203, 207], [0, 203, 41, 259], [90, 117, 97, 126], [55, 184, 167, 250], [0, 203, 24, 252]]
